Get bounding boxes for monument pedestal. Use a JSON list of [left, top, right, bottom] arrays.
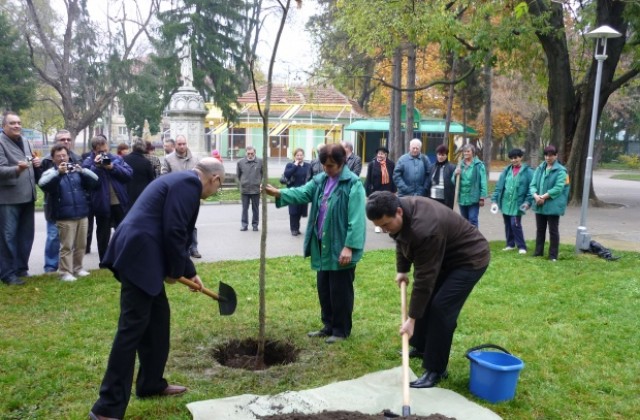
[[167, 86, 207, 157]]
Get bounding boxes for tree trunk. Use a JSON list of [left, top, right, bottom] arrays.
[[482, 52, 492, 175], [525, 109, 548, 168], [390, 47, 403, 161], [443, 53, 457, 148], [405, 43, 416, 143]]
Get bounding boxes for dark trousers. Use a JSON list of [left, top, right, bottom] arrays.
[[189, 227, 198, 253], [409, 266, 487, 373], [289, 214, 302, 233], [0, 202, 34, 280], [96, 206, 126, 264], [534, 214, 560, 259], [241, 194, 260, 228], [91, 278, 170, 419], [86, 210, 94, 253], [503, 214, 526, 250], [316, 268, 355, 338]]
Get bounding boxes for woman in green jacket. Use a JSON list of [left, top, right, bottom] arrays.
[[264, 143, 366, 344], [491, 148, 534, 254], [452, 144, 488, 227], [529, 145, 569, 261]]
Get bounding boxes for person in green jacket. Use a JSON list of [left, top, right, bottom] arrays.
[[529, 145, 569, 261], [452, 144, 488, 227], [264, 143, 366, 344], [491, 148, 534, 254]]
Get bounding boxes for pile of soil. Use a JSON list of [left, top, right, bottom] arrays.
[[260, 410, 455, 419]]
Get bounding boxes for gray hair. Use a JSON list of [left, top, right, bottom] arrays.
[[196, 157, 225, 178], [132, 139, 147, 153], [409, 138, 422, 148], [461, 144, 476, 154], [341, 141, 354, 152]]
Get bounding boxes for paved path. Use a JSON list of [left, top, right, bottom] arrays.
[[28, 169, 640, 276]]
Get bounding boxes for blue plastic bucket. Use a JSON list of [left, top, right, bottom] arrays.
[[465, 344, 524, 403]]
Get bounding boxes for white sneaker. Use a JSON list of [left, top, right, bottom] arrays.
[[502, 246, 515, 251], [60, 273, 77, 282], [518, 249, 527, 255], [75, 269, 90, 277], [374, 226, 382, 233]]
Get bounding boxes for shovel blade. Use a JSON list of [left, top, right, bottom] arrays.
[[217, 281, 237, 316]]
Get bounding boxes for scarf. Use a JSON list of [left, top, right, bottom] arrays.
[[380, 159, 389, 185], [432, 160, 447, 185]]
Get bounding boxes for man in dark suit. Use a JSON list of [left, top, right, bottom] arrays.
[[89, 158, 225, 420]]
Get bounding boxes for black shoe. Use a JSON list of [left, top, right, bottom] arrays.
[[2, 276, 25, 286], [409, 370, 448, 388], [17, 271, 30, 278], [398, 347, 424, 359], [190, 250, 202, 258], [307, 329, 331, 338], [240, 227, 248, 231], [252, 226, 259, 231]]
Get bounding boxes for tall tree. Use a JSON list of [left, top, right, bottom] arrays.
[[157, 0, 250, 122], [0, 11, 36, 112], [525, 0, 640, 204], [118, 56, 179, 137], [21, 0, 158, 139]]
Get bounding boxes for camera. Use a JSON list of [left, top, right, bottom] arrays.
[[100, 152, 111, 166], [25, 156, 34, 165], [67, 164, 76, 173]]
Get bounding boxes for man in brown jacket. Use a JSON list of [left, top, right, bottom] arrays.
[[365, 191, 490, 388]]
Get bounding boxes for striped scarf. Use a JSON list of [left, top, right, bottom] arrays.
[[380, 159, 389, 185]]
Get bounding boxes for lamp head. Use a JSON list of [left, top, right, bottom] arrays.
[[586, 25, 622, 39]]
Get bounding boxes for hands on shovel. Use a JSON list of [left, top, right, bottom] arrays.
[[396, 273, 415, 338]]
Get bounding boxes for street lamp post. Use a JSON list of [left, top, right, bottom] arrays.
[[575, 25, 622, 252]]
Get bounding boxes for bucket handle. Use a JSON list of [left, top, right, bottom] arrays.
[[465, 343, 512, 360]]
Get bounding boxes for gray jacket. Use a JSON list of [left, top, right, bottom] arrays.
[[161, 149, 199, 174], [0, 132, 40, 204], [236, 157, 263, 194]]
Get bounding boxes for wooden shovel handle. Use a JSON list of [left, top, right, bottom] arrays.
[[178, 277, 221, 301], [401, 281, 410, 409]]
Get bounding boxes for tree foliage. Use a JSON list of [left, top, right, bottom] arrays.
[[0, 10, 36, 112], [118, 55, 179, 137], [20, 0, 158, 138], [156, 0, 251, 122]]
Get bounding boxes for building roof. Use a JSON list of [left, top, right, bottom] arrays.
[[237, 85, 366, 117], [344, 118, 477, 135]]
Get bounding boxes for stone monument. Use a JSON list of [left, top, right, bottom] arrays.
[[166, 43, 207, 156]]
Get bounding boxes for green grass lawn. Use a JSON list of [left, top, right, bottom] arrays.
[[2, 245, 639, 419], [610, 173, 640, 182]]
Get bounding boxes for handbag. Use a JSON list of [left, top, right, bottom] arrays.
[[279, 173, 289, 185]]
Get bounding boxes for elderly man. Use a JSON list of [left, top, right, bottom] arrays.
[[0, 111, 42, 285], [393, 138, 432, 197], [40, 129, 83, 273], [236, 145, 263, 231], [341, 141, 362, 176], [160, 134, 201, 258], [366, 191, 490, 388], [89, 158, 225, 420]]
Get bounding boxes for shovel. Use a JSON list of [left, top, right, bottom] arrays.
[[383, 281, 411, 419], [178, 277, 237, 316], [400, 280, 411, 416]]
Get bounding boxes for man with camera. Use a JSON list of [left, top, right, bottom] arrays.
[[40, 129, 83, 273], [82, 136, 133, 265], [39, 144, 99, 281]]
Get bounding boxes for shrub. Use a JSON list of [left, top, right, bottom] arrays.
[[618, 154, 640, 169]]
